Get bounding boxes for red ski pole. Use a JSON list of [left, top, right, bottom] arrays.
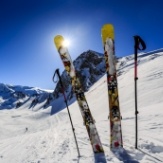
[[133, 36, 146, 149]]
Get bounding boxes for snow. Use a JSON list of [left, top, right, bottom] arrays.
[[0, 50, 163, 162]]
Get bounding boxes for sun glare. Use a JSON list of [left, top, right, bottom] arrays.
[[62, 39, 70, 47]]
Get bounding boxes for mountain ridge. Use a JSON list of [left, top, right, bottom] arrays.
[[1, 48, 163, 112]]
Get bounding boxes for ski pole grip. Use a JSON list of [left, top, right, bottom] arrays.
[[134, 36, 138, 61], [134, 35, 146, 61]]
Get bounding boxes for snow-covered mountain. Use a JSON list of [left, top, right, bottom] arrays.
[[0, 84, 54, 110], [0, 49, 163, 162], [53, 50, 105, 99], [0, 50, 106, 113]]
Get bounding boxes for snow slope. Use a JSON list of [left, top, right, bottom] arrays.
[[0, 50, 163, 162]]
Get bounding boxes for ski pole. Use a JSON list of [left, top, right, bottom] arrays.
[[133, 36, 146, 149], [53, 69, 80, 157]]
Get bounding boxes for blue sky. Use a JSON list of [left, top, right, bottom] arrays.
[[0, 0, 163, 89]]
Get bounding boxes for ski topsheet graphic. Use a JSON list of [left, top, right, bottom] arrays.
[[101, 24, 123, 148], [54, 35, 104, 153]]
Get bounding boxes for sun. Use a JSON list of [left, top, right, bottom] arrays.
[[62, 39, 70, 47]]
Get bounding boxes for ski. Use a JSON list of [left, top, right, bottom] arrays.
[[101, 24, 123, 148], [54, 35, 104, 153]]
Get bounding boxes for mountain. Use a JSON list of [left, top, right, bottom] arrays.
[[0, 84, 53, 110], [1, 49, 163, 113], [53, 50, 105, 99], [0, 48, 163, 162], [0, 50, 106, 112]]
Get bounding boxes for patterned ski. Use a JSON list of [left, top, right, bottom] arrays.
[[101, 24, 123, 148], [54, 35, 104, 153]]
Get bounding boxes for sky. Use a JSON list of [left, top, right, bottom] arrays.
[[0, 0, 163, 90]]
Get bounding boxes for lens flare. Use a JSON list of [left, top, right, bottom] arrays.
[[62, 39, 70, 47]]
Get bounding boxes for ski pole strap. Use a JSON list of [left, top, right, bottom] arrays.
[[53, 68, 67, 101], [52, 69, 59, 83], [53, 69, 64, 88], [134, 35, 146, 51]]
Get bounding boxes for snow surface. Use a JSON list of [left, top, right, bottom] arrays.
[[0, 50, 163, 162]]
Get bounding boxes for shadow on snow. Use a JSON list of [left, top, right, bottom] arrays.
[[111, 148, 139, 163], [94, 153, 107, 163]]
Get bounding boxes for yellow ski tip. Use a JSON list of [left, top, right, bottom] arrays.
[[101, 24, 114, 44], [54, 35, 64, 50]]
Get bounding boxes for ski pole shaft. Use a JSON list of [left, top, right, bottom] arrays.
[[63, 92, 80, 157], [134, 36, 138, 149], [135, 71, 138, 149], [53, 69, 80, 157]]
